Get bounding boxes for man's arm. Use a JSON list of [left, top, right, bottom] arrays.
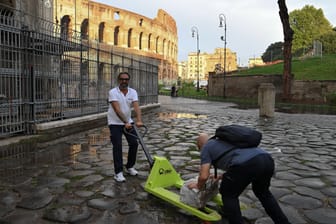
[[197, 163, 211, 190], [188, 163, 211, 190], [132, 101, 143, 126], [111, 101, 128, 124]]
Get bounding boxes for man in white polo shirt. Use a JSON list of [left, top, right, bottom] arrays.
[[108, 71, 143, 182]]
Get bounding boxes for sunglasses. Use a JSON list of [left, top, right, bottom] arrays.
[[119, 78, 130, 81]]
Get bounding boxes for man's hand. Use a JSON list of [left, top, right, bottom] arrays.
[[124, 122, 132, 129], [135, 121, 143, 128], [187, 181, 198, 189]]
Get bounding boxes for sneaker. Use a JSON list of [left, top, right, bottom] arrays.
[[114, 172, 126, 182], [126, 167, 138, 176]]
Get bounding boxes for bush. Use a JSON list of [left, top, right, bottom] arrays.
[[178, 81, 207, 97], [326, 92, 336, 105]]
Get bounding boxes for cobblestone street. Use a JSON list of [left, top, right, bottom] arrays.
[[1, 96, 336, 224]]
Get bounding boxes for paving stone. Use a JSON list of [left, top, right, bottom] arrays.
[[71, 162, 91, 170], [292, 186, 326, 200], [101, 185, 136, 198], [294, 178, 326, 189], [87, 198, 121, 210], [74, 190, 95, 198], [54, 165, 71, 174], [54, 193, 85, 205], [280, 194, 322, 209], [286, 162, 317, 171], [0, 191, 18, 217], [271, 179, 296, 188], [17, 188, 53, 210], [303, 208, 336, 224], [275, 171, 301, 180], [75, 174, 104, 187], [281, 205, 307, 224], [95, 210, 122, 224], [65, 170, 95, 178], [135, 191, 149, 201], [0, 211, 41, 224], [291, 169, 321, 177], [43, 205, 91, 223], [255, 217, 273, 224], [122, 213, 158, 224], [324, 175, 336, 185], [321, 187, 336, 197], [305, 162, 334, 170], [242, 208, 263, 220], [119, 201, 140, 215], [269, 187, 291, 199], [330, 197, 336, 208]]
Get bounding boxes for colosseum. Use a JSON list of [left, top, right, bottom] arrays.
[[55, 0, 178, 85], [0, 0, 179, 136]]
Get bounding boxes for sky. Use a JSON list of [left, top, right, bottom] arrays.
[[94, 0, 335, 67]]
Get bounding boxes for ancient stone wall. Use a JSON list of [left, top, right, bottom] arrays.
[[54, 0, 178, 83], [208, 73, 336, 103], [291, 80, 336, 103]]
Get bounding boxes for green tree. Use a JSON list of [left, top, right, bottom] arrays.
[[262, 42, 284, 62], [289, 5, 333, 55], [320, 31, 336, 54]]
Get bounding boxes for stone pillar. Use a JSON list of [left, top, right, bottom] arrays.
[[258, 83, 275, 117]]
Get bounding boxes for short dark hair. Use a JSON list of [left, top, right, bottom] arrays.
[[118, 72, 130, 80]]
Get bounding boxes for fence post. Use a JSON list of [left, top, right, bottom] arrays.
[[258, 83, 275, 117]]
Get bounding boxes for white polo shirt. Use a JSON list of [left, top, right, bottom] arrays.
[[107, 86, 138, 125]]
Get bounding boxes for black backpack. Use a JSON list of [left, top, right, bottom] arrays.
[[211, 125, 262, 177]]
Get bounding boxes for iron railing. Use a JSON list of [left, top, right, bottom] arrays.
[[0, 6, 159, 137]]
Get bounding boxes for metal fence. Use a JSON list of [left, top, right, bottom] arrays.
[[0, 7, 159, 137]]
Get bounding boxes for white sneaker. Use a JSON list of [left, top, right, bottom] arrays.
[[126, 167, 138, 176], [114, 172, 126, 182]]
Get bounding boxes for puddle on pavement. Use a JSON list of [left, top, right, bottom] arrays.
[[0, 128, 111, 186], [158, 112, 207, 119]]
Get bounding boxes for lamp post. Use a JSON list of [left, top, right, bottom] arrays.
[[219, 13, 227, 98], [191, 26, 200, 92]]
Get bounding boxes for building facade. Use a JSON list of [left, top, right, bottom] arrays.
[[54, 0, 178, 85], [185, 47, 237, 82], [248, 57, 265, 68], [177, 61, 187, 81]]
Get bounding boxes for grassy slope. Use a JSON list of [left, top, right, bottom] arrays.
[[236, 54, 336, 80]]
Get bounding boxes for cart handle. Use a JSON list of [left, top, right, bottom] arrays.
[[124, 124, 154, 168], [124, 124, 148, 139]]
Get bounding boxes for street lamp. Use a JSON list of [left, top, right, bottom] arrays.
[[191, 26, 200, 92], [219, 13, 227, 98]]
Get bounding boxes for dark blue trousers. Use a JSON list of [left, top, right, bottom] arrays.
[[109, 124, 138, 174], [220, 154, 291, 224]]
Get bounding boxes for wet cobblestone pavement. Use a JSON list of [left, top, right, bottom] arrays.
[[1, 96, 336, 224]]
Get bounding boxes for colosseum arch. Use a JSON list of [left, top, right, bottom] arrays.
[[169, 42, 173, 58], [139, 32, 143, 50], [148, 33, 152, 50], [60, 15, 70, 40], [114, 26, 119, 46], [162, 39, 166, 57], [98, 22, 105, 42], [127, 28, 133, 48], [81, 18, 88, 40], [155, 36, 159, 53], [167, 41, 171, 58]]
